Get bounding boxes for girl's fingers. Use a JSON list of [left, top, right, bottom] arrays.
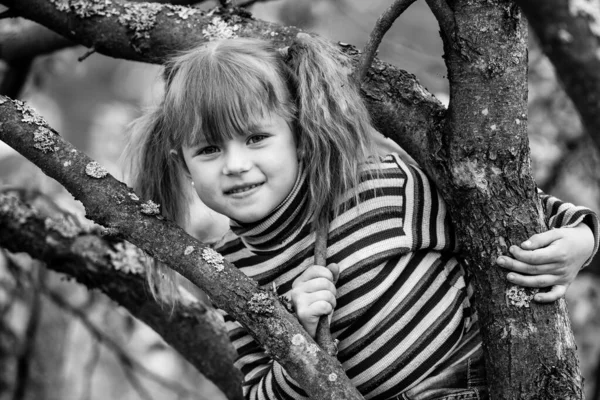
[[291, 277, 336, 295], [534, 285, 567, 303], [520, 229, 562, 250], [497, 255, 555, 274], [295, 292, 337, 316], [507, 244, 561, 266], [506, 272, 559, 288], [294, 265, 334, 285], [328, 263, 340, 283]]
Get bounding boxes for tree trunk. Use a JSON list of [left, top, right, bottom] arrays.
[[424, 1, 583, 398]]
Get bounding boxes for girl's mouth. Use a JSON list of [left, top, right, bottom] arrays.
[[225, 183, 263, 195]]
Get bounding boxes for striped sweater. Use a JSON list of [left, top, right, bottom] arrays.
[[216, 153, 599, 400]]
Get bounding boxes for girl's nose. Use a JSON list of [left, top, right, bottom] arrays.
[[222, 146, 252, 175]]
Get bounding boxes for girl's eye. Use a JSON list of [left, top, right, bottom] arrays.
[[247, 134, 268, 145], [197, 146, 220, 156]]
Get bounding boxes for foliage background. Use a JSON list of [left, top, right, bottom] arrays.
[[0, 0, 599, 399]]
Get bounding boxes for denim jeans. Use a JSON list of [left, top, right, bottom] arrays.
[[389, 357, 488, 400]]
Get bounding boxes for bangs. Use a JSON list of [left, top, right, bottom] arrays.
[[163, 39, 297, 149], [185, 75, 290, 147]]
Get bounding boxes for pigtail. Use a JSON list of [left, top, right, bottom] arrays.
[[286, 34, 376, 227], [123, 105, 190, 304]]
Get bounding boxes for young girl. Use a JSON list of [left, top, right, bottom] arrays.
[[127, 36, 599, 400]]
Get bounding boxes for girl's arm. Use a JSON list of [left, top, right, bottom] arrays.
[[221, 263, 338, 400], [497, 190, 599, 302], [222, 313, 311, 400]]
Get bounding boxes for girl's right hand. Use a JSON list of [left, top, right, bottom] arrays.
[[290, 263, 339, 338]]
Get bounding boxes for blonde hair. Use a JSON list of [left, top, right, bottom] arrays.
[[125, 36, 377, 299]]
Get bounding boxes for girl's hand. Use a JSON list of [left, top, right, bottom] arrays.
[[496, 224, 595, 303], [289, 263, 339, 338]]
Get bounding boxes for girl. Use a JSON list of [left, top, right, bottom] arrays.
[[127, 36, 599, 400]]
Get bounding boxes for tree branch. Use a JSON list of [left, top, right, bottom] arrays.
[[0, 192, 243, 400], [0, 0, 204, 63], [355, 0, 417, 82], [0, 98, 364, 400], [516, 0, 600, 154], [424, 0, 456, 46]]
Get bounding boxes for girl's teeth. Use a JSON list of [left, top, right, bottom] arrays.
[[230, 184, 259, 194]]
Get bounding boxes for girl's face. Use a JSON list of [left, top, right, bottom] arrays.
[[182, 113, 299, 223]]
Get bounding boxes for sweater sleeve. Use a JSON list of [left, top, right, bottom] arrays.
[[538, 189, 600, 267], [389, 153, 458, 254], [222, 312, 310, 400]]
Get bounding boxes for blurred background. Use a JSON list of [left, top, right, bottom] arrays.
[[1, 0, 599, 399]]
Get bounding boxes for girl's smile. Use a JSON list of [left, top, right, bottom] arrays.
[[224, 182, 264, 196], [182, 113, 299, 223]]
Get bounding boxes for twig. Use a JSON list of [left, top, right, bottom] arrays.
[[356, 0, 417, 82], [43, 288, 198, 400], [424, 0, 456, 45], [313, 221, 337, 357], [78, 48, 96, 62]]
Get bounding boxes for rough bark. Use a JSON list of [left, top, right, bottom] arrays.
[[0, 0, 205, 63], [0, 192, 243, 400], [0, 98, 364, 400], [516, 0, 600, 154], [421, 0, 582, 398]]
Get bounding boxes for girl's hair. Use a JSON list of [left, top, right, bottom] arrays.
[[125, 35, 377, 299], [285, 34, 375, 225]]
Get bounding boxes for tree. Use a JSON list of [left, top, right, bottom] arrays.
[[0, 0, 598, 399]]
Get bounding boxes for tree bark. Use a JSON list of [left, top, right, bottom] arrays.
[[421, 0, 583, 398], [0, 192, 244, 400]]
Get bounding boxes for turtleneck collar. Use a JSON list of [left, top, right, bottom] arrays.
[[229, 169, 312, 253]]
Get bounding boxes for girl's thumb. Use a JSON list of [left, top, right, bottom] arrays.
[[328, 263, 340, 284]]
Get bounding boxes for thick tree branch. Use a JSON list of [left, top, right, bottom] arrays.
[[0, 0, 204, 63], [0, 98, 364, 400], [0, 0, 298, 63], [0, 193, 243, 400], [356, 0, 417, 82], [516, 0, 600, 154]]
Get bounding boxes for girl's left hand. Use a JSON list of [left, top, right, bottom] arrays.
[[496, 223, 595, 303]]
